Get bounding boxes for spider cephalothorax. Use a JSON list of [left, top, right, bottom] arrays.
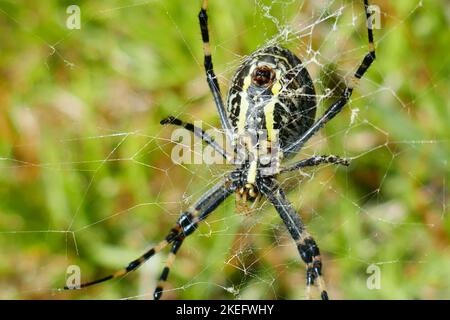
[[65, 0, 376, 300]]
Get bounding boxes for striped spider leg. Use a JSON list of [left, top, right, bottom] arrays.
[[284, 0, 376, 154], [65, 175, 237, 300], [260, 178, 329, 299]]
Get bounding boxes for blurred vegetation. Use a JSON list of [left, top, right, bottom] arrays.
[[0, 0, 448, 300]]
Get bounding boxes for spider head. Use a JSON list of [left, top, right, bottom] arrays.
[[235, 183, 260, 215]]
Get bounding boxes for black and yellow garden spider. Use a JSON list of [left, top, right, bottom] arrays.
[[65, 0, 376, 300]]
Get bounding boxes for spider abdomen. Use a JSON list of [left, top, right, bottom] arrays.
[[227, 46, 316, 158]]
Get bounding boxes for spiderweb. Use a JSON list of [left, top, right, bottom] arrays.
[[0, 0, 448, 300]]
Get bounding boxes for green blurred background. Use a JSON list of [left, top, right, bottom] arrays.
[[0, 0, 448, 299]]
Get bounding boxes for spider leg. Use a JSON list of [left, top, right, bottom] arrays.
[[260, 178, 328, 300], [152, 175, 235, 300], [153, 238, 183, 300], [198, 0, 233, 142], [160, 116, 231, 161], [65, 176, 235, 293], [280, 155, 350, 174], [284, 0, 376, 154], [64, 231, 177, 290]]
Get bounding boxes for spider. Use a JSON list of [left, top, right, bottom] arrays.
[[65, 0, 376, 300]]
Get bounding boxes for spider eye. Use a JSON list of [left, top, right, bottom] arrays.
[[251, 66, 275, 87]]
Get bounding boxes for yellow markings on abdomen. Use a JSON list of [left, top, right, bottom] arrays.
[[266, 73, 281, 142], [246, 160, 258, 185], [264, 99, 277, 143], [271, 79, 282, 96], [237, 75, 252, 135]]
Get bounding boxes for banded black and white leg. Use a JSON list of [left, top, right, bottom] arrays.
[[152, 176, 236, 299], [64, 230, 178, 290], [260, 178, 328, 300], [280, 155, 351, 174], [160, 116, 231, 161], [284, 0, 376, 154], [198, 0, 233, 142], [65, 176, 236, 299], [153, 237, 184, 299]]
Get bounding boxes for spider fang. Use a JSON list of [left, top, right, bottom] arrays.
[[236, 184, 260, 215]]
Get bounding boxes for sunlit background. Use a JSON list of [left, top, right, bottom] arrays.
[[0, 0, 448, 299]]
